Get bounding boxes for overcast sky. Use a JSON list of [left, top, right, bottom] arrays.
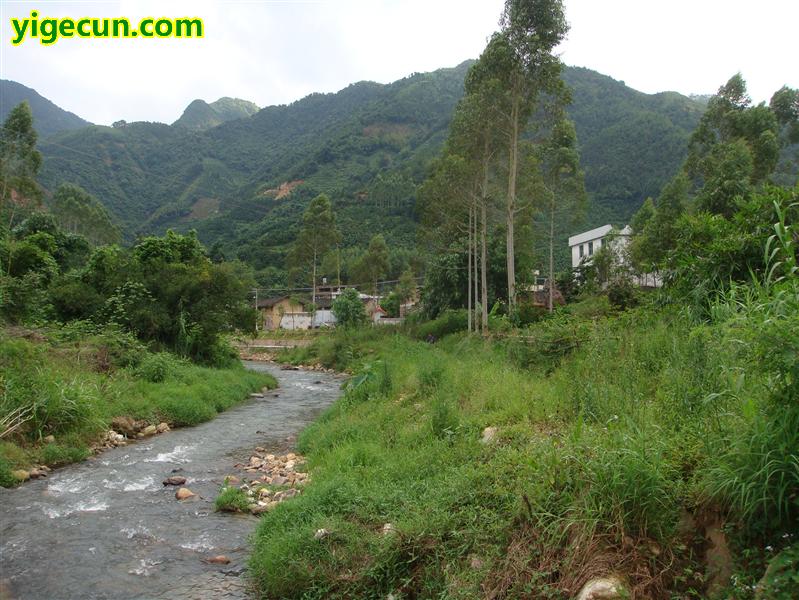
[[1, 0, 796, 125]]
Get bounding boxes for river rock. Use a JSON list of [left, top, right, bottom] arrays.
[[576, 576, 628, 600], [314, 528, 330, 540], [249, 456, 263, 468], [111, 416, 137, 437], [270, 475, 288, 486], [382, 523, 396, 535], [142, 425, 157, 437], [175, 487, 196, 500], [43, 434, 56, 444], [163, 476, 187, 486], [207, 555, 231, 564], [156, 422, 170, 433], [481, 426, 498, 444], [250, 393, 263, 398], [28, 469, 47, 479], [11, 469, 30, 482]]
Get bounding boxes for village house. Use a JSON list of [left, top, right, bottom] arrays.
[[256, 296, 311, 331], [568, 224, 661, 287]]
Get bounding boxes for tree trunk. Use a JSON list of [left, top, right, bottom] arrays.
[[548, 197, 555, 312], [473, 203, 479, 333], [506, 94, 519, 312], [467, 206, 473, 333], [481, 141, 490, 334]]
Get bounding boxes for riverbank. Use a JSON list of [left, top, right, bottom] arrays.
[[0, 327, 276, 487], [249, 304, 798, 599], [0, 362, 342, 600]]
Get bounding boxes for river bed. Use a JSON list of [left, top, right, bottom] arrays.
[[0, 362, 341, 600]]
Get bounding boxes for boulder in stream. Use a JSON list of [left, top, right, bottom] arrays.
[[175, 487, 196, 500]]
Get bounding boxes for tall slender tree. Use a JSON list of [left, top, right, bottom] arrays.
[[289, 194, 340, 307], [537, 118, 586, 311], [0, 102, 42, 223]]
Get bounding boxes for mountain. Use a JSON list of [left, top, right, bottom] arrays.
[[1, 80, 91, 138], [173, 97, 260, 130], [31, 62, 705, 274]]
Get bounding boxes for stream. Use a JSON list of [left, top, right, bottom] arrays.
[[0, 362, 342, 600]]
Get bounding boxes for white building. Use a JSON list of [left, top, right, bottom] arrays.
[[568, 225, 633, 269], [568, 224, 661, 287]]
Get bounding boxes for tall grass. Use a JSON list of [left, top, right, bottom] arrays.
[[0, 327, 275, 484], [249, 282, 797, 597]]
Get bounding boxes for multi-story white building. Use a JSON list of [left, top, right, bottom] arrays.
[[568, 224, 661, 287]]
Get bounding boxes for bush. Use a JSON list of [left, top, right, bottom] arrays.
[[607, 277, 639, 310], [332, 288, 367, 328], [134, 352, 179, 383], [415, 309, 467, 340]]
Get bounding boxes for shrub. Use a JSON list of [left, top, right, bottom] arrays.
[[134, 352, 178, 383], [415, 309, 467, 340], [607, 277, 639, 311], [332, 288, 367, 328]]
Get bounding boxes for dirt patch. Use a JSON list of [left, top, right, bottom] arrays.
[[262, 180, 304, 200]]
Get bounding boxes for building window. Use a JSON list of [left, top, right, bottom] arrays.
[[588, 241, 594, 255], [579, 244, 584, 258]]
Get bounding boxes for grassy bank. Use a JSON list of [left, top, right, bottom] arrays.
[[249, 294, 797, 598], [0, 325, 275, 486]]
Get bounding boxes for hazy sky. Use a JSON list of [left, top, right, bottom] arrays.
[[0, 0, 796, 125]]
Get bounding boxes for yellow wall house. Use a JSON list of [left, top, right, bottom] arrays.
[[256, 296, 309, 330]]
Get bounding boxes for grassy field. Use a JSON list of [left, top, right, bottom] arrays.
[[0, 325, 275, 486], [249, 294, 798, 599]]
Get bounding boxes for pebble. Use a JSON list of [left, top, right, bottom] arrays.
[[314, 528, 330, 540], [43, 435, 56, 444], [175, 487, 196, 500], [163, 476, 187, 486]]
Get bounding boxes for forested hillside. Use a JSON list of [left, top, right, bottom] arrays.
[[0, 80, 91, 138], [25, 62, 704, 279]]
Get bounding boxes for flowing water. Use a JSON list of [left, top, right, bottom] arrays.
[[0, 362, 342, 600]]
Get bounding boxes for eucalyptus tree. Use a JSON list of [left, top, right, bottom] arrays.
[[537, 118, 586, 311], [289, 193, 340, 307], [469, 0, 569, 311]]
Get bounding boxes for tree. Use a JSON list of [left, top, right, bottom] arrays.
[[0, 102, 42, 221], [332, 287, 366, 327], [537, 118, 586, 311], [686, 74, 782, 216], [355, 234, 389, 295], [486, 0, 569, 310], [396, 268, 417, 304], [630, 174, 689, 271], [289, 194, 339, 307], [50, 183, 121, 245]]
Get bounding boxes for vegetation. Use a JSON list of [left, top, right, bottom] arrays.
[[0, 326, 274, 485], [1, 61, 705, 286], [0, 99, 276, 486], [215, 485, 252, 512]]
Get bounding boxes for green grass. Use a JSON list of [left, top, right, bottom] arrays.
[[215, 485, 251, 512], [248, 291, 799, 598], [0, 327, 276, 484]]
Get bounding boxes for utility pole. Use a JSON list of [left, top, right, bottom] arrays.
[[253, 288, 259, 331]]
